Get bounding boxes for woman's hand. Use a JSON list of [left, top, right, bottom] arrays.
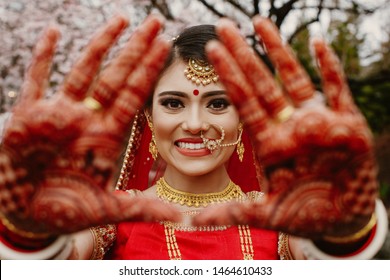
[[194, 16, 377, 239], [0, 15, 179, 236]]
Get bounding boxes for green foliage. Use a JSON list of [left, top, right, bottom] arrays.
[[351, 80, 390, 134]]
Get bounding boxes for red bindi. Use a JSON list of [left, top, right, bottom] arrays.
[[193, 89, 199, 96]]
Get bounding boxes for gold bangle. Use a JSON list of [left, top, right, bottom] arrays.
[[0, 214, 51, 240], [278, 232, 294, 260], [323, 213, 377, 244], [89, 224, 117, 260]]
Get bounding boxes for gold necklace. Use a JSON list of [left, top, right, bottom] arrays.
[[163, 222, 254, 260], [156, 177, 244, 207]]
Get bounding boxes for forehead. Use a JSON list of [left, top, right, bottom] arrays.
[[153, 60, 225, 96]]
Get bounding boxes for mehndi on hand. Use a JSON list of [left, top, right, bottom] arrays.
[[194, 16, 377, 239], [0, 15, 179, 238]]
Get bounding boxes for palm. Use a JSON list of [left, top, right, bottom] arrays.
[[195, 17, 377, 238], [0, 15, 178, 236], [249, 106, 376, 237]]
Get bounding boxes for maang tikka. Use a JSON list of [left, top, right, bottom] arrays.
[[145, 112, 158, 160], [184, 58, 219, 86]]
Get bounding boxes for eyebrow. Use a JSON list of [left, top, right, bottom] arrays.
[[157, 90, 226, 98]]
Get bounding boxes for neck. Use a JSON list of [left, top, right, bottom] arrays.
[[163, 165, 231, 194]]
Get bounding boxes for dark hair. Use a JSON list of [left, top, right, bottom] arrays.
[[166, 24, 218, 67], [145, 24, 218, 107]]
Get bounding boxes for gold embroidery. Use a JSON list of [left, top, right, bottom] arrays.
[[90, 224, 117, 260], [163, 223, 254, 260], [278, 232, 293, 260]]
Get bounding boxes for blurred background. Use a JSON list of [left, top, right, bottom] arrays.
[[0, 0, 389, 258]]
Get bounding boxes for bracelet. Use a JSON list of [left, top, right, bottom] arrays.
[[299, 199, 388, 259], [278, 232, 294, 260], [0, 235, 71, 259], [0, 214, 51, 240], [89, 224, 117, 260], [322, 213, 377, 244]]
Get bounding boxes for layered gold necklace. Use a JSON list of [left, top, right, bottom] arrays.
[[156, 177, 254, 260], [156, 177, 244, 207]]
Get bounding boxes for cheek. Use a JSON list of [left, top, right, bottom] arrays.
[[220, 113, 240, 140], [152, 114, 176, 145]]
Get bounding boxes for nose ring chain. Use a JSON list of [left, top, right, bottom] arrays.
[[200, 125, 225, 152], [200, 124, 243, 153]]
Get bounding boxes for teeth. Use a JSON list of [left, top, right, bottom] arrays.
[[177, 142, 206, 150]]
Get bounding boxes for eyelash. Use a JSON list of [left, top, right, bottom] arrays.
[[160, 98, 184, 110], [159, 98, 230, 111], [207, 98, 230, 111]]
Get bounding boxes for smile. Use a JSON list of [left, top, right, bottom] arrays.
[[174, 138, 211, 157], [176, 142, 206, 150]]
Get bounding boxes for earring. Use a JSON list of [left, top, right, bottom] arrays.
[[145, 112, 158, 160], [236, 124, 245, 162]]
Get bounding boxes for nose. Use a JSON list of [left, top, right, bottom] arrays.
[[181, 107, 209, 134]]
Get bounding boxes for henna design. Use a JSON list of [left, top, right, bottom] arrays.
[[253, 17, 315, 104], [91, 16, 165, 108], [61, 15, 129, 101], [195, 17, 377, 238], [215, 19, 288, 116], [0, 15, 179, 237]]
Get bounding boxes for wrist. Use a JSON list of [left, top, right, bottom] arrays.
[[299, 199, 388, 259], [313, 212, 377, 256], [0, 215, 74, 259], [322, 213, 376, 244], [0, 214, 55, 250]]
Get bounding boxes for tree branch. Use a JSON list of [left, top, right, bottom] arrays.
[[274, 0, 300, 27], [287, 0, 324, 43], [198, 0, 225, 18], [225, 0, 252, 17], [253, 0, 260, 16], [151, 0, 175, 20]]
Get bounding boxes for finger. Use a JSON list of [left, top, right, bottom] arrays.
[[110, 37, 171, 128], [90, 15, 164, 108], [61, 15, 129, 101], [312, 39, 357, 113], [215, 18, 289, 117], [206, 40, 269, 135], [253, 16, 315, 105], [113, 195, 181, 223], [192, 203, 246, 226], [17, 26, 60, 107]]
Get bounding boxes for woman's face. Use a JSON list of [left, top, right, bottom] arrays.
[[151, 59, 240, 177]]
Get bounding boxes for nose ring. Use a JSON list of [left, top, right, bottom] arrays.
[[200, 125, 225, 152]]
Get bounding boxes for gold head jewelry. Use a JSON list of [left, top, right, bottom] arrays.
[[156, 177, 244, 207], [184, 58, 219, 86], [145, 111, 158, 160]]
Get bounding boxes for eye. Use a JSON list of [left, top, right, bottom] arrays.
[[160, 98, 184, 110], [207, 98, 230, 111]]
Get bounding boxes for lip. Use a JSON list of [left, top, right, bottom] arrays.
[[175, 137, 204, 143], [174, 137, 211, 157]]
